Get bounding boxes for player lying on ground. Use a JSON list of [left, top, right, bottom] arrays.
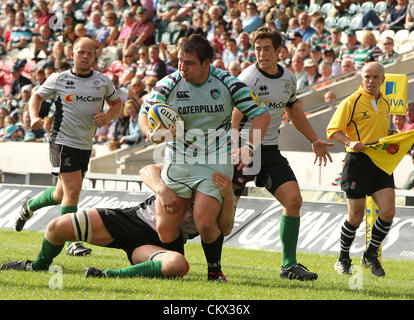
[[0, 165, 235, 280]]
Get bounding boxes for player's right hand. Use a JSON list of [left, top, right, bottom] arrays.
[[30, 117, 43, 130]]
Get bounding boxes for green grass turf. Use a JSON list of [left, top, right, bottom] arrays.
[[0, 230, 414, 300]]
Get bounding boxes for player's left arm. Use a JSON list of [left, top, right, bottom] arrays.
[[212, 172, 236, 236], [94, 97, 123, 127], [285, 99, 334, 166]]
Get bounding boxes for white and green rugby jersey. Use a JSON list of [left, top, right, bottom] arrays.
[[141, 65, 268, 163], [238, 63, 297, 146], [37, 69, 119, 150]]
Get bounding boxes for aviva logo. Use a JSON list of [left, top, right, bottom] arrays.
[[385, 81, 397, 95]]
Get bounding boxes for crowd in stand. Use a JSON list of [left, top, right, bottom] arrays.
[[0, 0, 413, 146]]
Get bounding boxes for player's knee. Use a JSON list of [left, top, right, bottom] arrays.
[[157, 224, 180, 243], [46, 217, 61, 237], [45, 216, 70, 242], [195, 217, 216, 238], [162, 252, 189, 277], [284, 194, 302, 212]]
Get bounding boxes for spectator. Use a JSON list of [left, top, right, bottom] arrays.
[[36, 0, 53, 31], [206, 5, 224, 42], [97, 10, 119, 47], [52, 41, 69, 70], [340, 58, 356, 78], [227, 60, 241, 77], [379, 0, 408, 32], [20, 110, 45, 139], [33, 24, 56, 61], [140, 76, 157, 103], [63, 26, 76, 44], [405, 0, 414, 31], [324, 91, 337, 103], [264, 0, 295, 32], [85, 11, 104, 39], [294, 41, 309, 61], [293, 12, 315, 43], [144, 45, 167, 80], [128, 76, 146, 106], [328, 27, 343, 59], [62, 12, 77, 30], [24, 131, 36, 142], [391, 114, 406, 133], [278, 44, 291, 68], [360, 0, 396, 30], [222, 37, 240, 68], [310, 45, 323, 67], [0, 108, 9, 138], [240, 60, 251, 72], [119, 99, 142, 145], [114, 10, 136, 47], [136, 45, 150, 79], [379, 36, 399, 65], [310, 16, 330, 51], [159, 43, 178, 73], [353, 30, 382, 69], [402, 102, 414, 132], [314, 61, 333, 90], [322, 48, 341, 77], [242, 2, 262, 34], [3, 124, 23, 142], [182, 12, 208, 38], [117, 48, 138, 87], [291, 54, 308, 90], [17, 84, 32, 111], [212, 58, 225, 70], [236, 32, 255, 64], [154, 0, 180, 43], [287, 31, 303, 56], [338, 28, 361, 62], [10, 61, 32, 97], [125, 6, 155, 50], [6, 11, 32, 52], [303, 58, 321, 87]]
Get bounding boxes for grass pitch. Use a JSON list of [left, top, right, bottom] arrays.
[[0, 230, 414, 301]]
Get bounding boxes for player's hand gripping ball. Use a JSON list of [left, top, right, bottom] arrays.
[[147, 103, 184, 136]]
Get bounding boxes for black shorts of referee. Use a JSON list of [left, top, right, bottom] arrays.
[[341, 152, 395, 199]]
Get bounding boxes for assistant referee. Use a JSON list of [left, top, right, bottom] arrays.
[[327, 62, 395, 277]]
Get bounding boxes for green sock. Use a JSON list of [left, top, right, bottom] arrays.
[[60, 206, 78, 248], [105, 260, 163, 278], [32, 237, 64, 271], [280, 214, 300, 269], [28, 187, 58, 212]]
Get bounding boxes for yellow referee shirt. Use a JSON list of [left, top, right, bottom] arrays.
[[326, 86, 390, 151]]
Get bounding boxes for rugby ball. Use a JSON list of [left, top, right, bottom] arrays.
[[147, 103, 183, 134]]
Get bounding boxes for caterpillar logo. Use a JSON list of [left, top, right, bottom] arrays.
[[64, 95, 103, 102]]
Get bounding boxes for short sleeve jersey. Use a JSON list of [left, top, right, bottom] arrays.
[[237, 63, 297, 146], [141, 66, 268, 161], [36, 69, 119, 150]]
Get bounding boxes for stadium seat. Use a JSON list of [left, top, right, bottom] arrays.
[[325, 17, 337, 29], [394, 29, 409, 45], [360, 1, 374, 13], [337, 17, 350, 30], [348, 2, 360, 15], [349, 13, 363, 30], [374, 1, 387, 14], [307, 3, 320, 14], [397, 40, 413, 54], [320, 2, 333, 17], [380, 29, 395, 42], [409, 30, 414, 41]]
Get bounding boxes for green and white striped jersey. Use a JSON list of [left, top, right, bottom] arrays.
[[141, 66, 268, 163]]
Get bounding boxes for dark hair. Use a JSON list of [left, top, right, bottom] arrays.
[[250, 27, 283, 51], [178, 34, 214, 64]]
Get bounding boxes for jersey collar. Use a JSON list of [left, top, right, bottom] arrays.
[[255, 63, 284, 79], [70, 69, 94, 78]]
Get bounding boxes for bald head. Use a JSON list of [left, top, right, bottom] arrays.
[[361, 62, 385, 98]]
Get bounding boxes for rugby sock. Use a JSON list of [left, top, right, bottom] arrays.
[[162, 232, 184, 255], [280, 215, 300, 269], [60, 206, 78, 248], [367, 217, 392, 255], [201, 233, 224, 273], [28, 187, 58, 212], [339, 220, 358, 261], [105, 260, 163, 278], [32, 237, 64, 271]]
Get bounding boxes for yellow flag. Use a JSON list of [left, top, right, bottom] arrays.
[[380, 73, 408, 115], [362, 130, 414, 175]]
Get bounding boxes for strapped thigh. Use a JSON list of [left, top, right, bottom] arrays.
[[70, 209, 92, 243]]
